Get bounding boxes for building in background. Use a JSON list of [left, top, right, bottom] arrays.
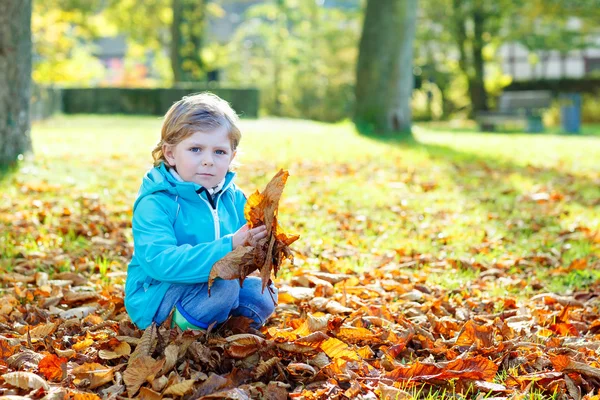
[[499, 18, 600, 80]]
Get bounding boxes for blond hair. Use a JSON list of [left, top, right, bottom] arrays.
[[152, 92, 241, 167]]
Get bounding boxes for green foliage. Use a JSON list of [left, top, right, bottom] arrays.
[[223, 1, 361, 121], [32, 1, 109, 84]]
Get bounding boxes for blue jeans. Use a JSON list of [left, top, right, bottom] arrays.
[[153, 277, 278, 329]]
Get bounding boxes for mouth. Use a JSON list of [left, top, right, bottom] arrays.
[[197, 173, 214, 177]]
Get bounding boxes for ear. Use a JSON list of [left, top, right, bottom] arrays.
[[163, 144, 176, 166]]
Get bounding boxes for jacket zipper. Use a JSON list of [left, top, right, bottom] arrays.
[[196, 181, 235, 240], [197, 191, 220, 239]]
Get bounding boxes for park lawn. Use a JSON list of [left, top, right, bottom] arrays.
[[0, 115, 599, 398]]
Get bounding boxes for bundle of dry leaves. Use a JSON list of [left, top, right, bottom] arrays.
[[209, 169, 299, 300]]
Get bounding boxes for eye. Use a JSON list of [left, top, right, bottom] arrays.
[[215, 149, 227, 155], [190, 147, 201, 153]]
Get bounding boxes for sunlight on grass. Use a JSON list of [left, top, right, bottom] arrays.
[[1, 115, 598, 298]]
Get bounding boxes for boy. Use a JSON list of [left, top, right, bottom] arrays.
[[125, 92, 276, 330]]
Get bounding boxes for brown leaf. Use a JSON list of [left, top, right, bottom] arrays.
[[98, 342, 131, 360], [550, 355, 600, 379], [72, 362, 114, 389], [201, 387, 252, 399], [63, 291, 100, 304], [28, 322, 57, 339], [38, 354, 67, 382], [210, 170, 298, 294], [138, 387, 162, 400], [266, 381, 290, 400], [295, 331, 330, 344], [208, 245, 254, 289], [129, 323, 156, 363], [286, 363, 317, 380], [226, 334, 266, 359], [123, 355, 165, 397], [160, 344, 179, 376], [192, 372, 229, 398], [378, 382, 412, 400], [163, 379, 195, 396], [254, 357, 281, 379]]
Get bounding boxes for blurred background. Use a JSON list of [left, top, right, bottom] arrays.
[[19, 0, 600, 127]]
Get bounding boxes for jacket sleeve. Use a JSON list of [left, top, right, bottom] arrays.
[[132, 195, 234, 284]]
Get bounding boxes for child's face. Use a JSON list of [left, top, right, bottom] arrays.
[[163, 126, 236, 188]]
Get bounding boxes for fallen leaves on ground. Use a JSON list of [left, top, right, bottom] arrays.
[[2, 247, 600, 398]]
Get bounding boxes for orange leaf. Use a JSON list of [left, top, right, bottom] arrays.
[[38, 354, 67, 382], [442, 356, 498, 381], [550, 355, 600, 379], [0, 339, 18, 360], [550, 355, 571, 372], [386, 356, 497, 382], [549, 323, 578, 336], [336, 327, 378, 344], [455, 320, 494, 348], [72, 392, 101, 400]]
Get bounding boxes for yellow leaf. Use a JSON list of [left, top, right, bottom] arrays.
[[72, 338, 94, 351], [319, 338, 360, 360], [337, 327, 377, 344]]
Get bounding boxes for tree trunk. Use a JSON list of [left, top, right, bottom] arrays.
[[470, 3, 488, 114], [354, 0, 418, 136], [171, 0, 184, 83], [171, 0, 205, 83], [0, 0, 33, 167], [451, 0, 489, 117]]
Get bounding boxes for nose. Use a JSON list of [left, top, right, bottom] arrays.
[[201, 153, 214, 166]]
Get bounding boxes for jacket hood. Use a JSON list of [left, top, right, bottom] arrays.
[[133, 163, 236, 212]]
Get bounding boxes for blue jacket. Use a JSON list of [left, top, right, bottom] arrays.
[[124, 163, 247, 328]]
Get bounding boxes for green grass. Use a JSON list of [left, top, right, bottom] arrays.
[[1, 115, 599, 297]]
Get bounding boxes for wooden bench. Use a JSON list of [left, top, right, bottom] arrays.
[[476, 91, 553, 133]]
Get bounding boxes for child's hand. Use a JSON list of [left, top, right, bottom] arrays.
[[232, 224, 268, 249]]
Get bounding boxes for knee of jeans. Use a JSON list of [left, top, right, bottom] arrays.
[[211, 279, 241, 309], [255, 284, 278, 317]]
